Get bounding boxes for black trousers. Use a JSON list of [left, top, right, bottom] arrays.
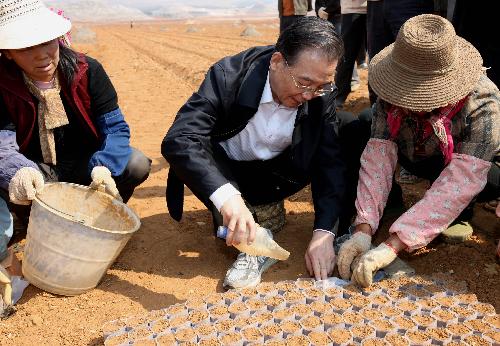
[[201, 111, 372, 235], [366, 0, 434, 104], [1, 148, 151, 225], [279, 15, 304, 33], [334, 13, 367, 106]]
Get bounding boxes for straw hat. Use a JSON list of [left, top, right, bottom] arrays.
[[0, 0, 71, 49], [369, 14, 483, 112]]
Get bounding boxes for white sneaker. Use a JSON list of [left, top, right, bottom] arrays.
[[223, 253, 278, 290]]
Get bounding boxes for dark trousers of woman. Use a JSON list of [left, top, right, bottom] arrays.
[[202, 111, 372, 236], [0, 148, 151, 227]]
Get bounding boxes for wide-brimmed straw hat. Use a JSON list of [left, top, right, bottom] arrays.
[[0, 0, 71, 49], [369, 14, 483, 112]]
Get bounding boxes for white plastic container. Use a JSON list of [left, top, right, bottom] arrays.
[[22, 183, 140, 295], [217, 226, 290, 260]]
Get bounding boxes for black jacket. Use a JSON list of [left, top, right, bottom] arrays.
[[315, 0, 341, 16], [161, 46, 346, 232]]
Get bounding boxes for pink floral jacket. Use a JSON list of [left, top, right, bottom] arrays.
[[354, 75, 500, 251]]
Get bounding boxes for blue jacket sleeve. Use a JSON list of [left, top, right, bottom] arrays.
[[88, 108, 132, 176], [0, 130, 40, 191]]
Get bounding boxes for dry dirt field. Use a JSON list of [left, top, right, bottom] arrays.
[[0, 19, 498, 345]]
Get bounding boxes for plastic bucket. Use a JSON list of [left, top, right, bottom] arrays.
[[22, 183, 141, 295]]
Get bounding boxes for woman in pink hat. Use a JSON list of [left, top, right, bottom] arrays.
[[337, 14, 499, 286], [0, 1, 151, 219]]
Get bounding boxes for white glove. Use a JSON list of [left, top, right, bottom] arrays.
[[0, 264, 12, 307], [318, 7, 329, 20], [351, 243, 397, 287], [8, 167, 44, 205], [337, 232, 372, 280], [90, 166, 122, 201]]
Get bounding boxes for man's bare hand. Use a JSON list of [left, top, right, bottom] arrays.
[[220, 195, 257, 246], [305, 231, 335, 280]]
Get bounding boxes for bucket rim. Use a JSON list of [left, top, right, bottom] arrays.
[[34, 182, 141, 235]]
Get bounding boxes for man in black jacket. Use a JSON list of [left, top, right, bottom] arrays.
[[162, 17, 370, 289]]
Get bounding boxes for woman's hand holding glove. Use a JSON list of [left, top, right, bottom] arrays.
[[8, 167, 44, 205], [90, 166, 122, 201]]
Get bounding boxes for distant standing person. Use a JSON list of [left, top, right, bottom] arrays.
[[130, 21, 134, 29], [278, 0, 312, 33]]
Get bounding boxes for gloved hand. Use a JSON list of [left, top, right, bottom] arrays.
[[351, 243, 397, 287], [318, 7, 329, 20], [90, 166, 122, 201], [0, 264, 12, 307], [8, 167, 44, 205], [337, 231, 372, 280]]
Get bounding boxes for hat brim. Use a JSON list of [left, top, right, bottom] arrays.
[[368, 37, 483, 111], [0, 7, 71, 49]]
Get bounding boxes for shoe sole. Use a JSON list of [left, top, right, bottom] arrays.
[[223, 257, 279, 290]]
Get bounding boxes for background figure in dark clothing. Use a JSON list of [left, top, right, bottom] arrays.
[[278, 0, 312, 33], [333, 0, 367, 107], [452, 0, 499, 88], [315, 0, 366, 91], [366, 0, 434, 104]]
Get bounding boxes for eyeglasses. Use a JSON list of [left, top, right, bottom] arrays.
[[283, 58, 335, 97]]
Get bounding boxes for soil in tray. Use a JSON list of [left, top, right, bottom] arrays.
[[154, 333, 176, 345], [291, 303, 313, 317], [262, 324, 283, 338], [285, 335, 310, 345], [361, 308, 384, 320], [252, 311, 273, 324], [327, 329, 352, 344], [392, 316, 416, 330], [245, 298, 267, 311], [273, 308, 294, 321], [329, 297, 352, 311], [276, 281, 297, 292], [174, 328, 196, 342], [198, 338, 220, 346], [351, 324, 375, 339], [195, 324, 216, 337], [385, 333, 410, 346], [188, 310, 209, 324], [264, 296, 285, 308], [371, 294, 391, 306], [209, 305, 229, 318], [214, 319, 235, 333], [362, 339, 388, 346], [308, 331, 330, 345], [219, 331, 242, 344], [473, 302, 496, 315], [310, 300, 332, 314], [322, 312, 343, 325], [300, 315, 322, 330], [371, 318, 394, 332], [405, 330, 431, 344], [283, 291, 305, 303], [304, 287, 324, 300], [463, 334, 492, 346], [280, 320, 301, 334], [228, 301, 247, 315], [446, 323, 471, 335], [343, 311, 364, 325], [464, 319, 493, 333], [105, 333, 129, 346], [133, 338, 156, 346], [426, 327, 451, 341], [241, 327, 263, 341]]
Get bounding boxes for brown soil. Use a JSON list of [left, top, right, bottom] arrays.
[[406, 330, 431, 344], [426, 327, 450, 341], [381, 306, 402, 317], [134, 338, 156, 346], [391, 316, 416, 330], [310, 300, 331, 314], [371, 319, 394, 331], [275, 281, 297, 293], [219, 331, 241, 344], [295, 279, 315, 289], [279, 320, 301, 334], [351, 325, 375, 339], [372, 295, 391, 306], [290, 303, 312, 317], [463, 335, 491, 346], [273, 309, 293, 321], [209, 305, 229, 318], [283, 291, 305, 303], [343, 311, 364, 325], [362, 308, 384, 320], [300, 315, 321, 329], [264, 296, 285, 308], [464, 319, 493, 333], [327, 329, 352, 344], [307, 331, 329, 345], [446, 323, 471, 335], [256, 282, 276, 294], [241, 327, 262, 341], [262, 324, 282, 337], [1, 19, 498, 346], [174, 328, 196, 342], [227, 301, 247, 314], [432, 309, 456, 322], [412, 315, 435, 327], [484, 315, 500, 328], [284, 335, 308, 345], [214, 319, 235, 333], [198, 338, 220, 346], [188, 310, 209, 323], [322, 313, 343, 326], [473, 302, 497, 315], [252, 311, 273, 324], [304, 288, 323, 299], [154, 333, 176, 345], [361, 339, 388, 346], [195, 324, 216, 337], [385, 333, 410, 346], [329, 297, 352, 310]]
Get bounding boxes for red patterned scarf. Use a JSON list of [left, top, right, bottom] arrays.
[[387, 97, 468, 164]]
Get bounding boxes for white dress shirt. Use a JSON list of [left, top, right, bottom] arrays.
[[210, 72, 297, 211]]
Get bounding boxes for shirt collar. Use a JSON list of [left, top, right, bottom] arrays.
[[259, 71, 274, 105]]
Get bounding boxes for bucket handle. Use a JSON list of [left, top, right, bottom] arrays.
[[34, 196, 88, 225]]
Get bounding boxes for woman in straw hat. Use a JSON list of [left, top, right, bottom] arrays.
[[0, 1, 151, 217], [337, 14, 499, 287]]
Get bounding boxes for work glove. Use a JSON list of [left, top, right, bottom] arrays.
[[318, 7, 329, 20], [337, 232, 372, 280], [351, 243, 397, 287], [0, 264, 12, 307], [8, 167, 44, 205], [90, 166, 122, 201]]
